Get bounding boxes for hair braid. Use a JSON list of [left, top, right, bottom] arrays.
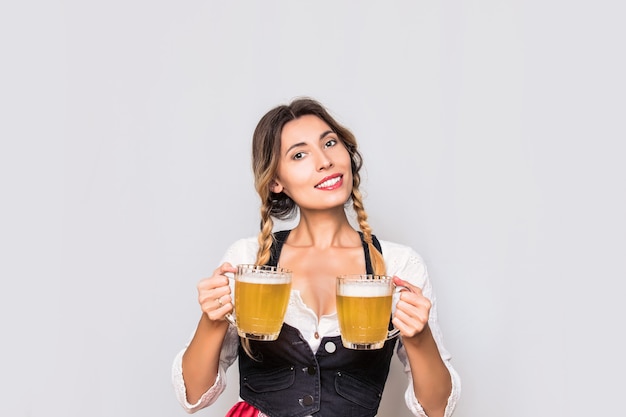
[[240, 196, 275, 361], [256, 195, 275, 266], [351, 188, 386, 275]]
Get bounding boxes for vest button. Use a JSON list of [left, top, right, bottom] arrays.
[[307, 366, 316, 375], [324, 341, 337, 353], [301, 395, 314, 406]]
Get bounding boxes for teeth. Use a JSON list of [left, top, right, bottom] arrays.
[[316, 177, 341, 188]]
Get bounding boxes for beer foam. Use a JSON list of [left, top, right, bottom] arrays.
[[237, 272, 290, 284], [338, 282, 391, 297]]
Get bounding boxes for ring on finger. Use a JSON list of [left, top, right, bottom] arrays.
[[216, 297, 223, 307]]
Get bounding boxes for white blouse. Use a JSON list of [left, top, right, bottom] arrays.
[[172, 237, 461, 417]]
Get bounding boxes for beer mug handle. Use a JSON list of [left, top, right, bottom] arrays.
[[224, 275, 237, 326], [225, 312, 236, 326], [386, 284, 412, 340]]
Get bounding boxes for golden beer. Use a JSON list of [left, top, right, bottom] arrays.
[[232, 265, 292, 340], [336, 275, 397, 350]]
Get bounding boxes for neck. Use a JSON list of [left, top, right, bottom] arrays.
[[289, 208, 359, 249]]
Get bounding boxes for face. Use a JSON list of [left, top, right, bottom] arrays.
[[271, 114, 353, 212]]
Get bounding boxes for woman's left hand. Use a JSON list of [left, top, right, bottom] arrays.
[[392, 276, 432, 339]]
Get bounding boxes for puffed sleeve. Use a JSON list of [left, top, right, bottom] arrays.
[[381, 240, 461, 417], [171, 326, 240, 412], [171, 237, 259, 412]]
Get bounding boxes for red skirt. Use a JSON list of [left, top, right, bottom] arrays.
[[225, 401, 262, 417]]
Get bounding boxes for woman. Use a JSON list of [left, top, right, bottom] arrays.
[[172, 98, 461, 417]]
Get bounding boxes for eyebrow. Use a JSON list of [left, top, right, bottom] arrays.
[[284, 130, 335, 156]]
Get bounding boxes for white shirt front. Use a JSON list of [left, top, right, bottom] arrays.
[[172, 236, 461, 417]]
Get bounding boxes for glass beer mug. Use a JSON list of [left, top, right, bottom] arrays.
[[225, 264, 292, 341], [336, 274, 406, 350]]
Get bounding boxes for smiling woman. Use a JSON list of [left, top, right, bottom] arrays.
[[171, 98, 461, 417], [270, 114, 354, 215]]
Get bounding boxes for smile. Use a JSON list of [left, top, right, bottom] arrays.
[[315, 175, 343, 189]]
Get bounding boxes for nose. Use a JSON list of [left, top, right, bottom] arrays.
[[317, 154, 333, 171]]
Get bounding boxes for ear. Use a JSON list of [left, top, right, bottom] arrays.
[[270, 180, 283, 194]]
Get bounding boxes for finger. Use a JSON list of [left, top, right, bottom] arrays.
[[394, 291, 431, 331], [392, 309, 428, 337], [198, 275, 229, 291], [198, 276, 228, 292], [198, 284, 231, 305], [398, 290, 431, 311], [213, 262, 237, 277], [391, 315, 412, 336], [392, 275, 407, 287], [393, 276, 423, 295], [217, 294, 232, 307], [396, 290, 432, 321], [198, 263, 236, 293], [200, 263, 237, 291], [394, 302, 430, 326], [392, 315, 423, 338], [200, 293, 233, 315], [206, 302, 234, 321]]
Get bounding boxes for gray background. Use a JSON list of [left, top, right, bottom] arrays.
[[1, 1, 624, 416]]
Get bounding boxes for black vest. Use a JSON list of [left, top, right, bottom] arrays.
[[238, 230, 397, 417]]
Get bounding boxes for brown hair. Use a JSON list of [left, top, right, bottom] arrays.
[[251, 97, 386, 275]]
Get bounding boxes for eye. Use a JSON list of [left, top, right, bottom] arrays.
[[292, 151, 306, 160], [324, 139, 337, 148]]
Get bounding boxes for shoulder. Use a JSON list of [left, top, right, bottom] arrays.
[[219, 236, 259, 265], [378, 239, 425, 264], [219, 230, 291, 266], [377, 239, 429, 288]]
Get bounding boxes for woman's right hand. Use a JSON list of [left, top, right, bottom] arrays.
[[197, 262, 237, 322]]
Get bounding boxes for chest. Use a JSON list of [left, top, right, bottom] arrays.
[[278, 245, 366, 318]]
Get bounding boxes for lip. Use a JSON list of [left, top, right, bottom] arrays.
[[314, 173, 343, 190]]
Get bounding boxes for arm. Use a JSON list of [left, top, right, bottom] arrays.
[[182, 263, 237, 403], [172, 263, 239, 411], [393, 278, 453, 417], [172, 320, 239, 412], [172, 238, 259, 412], [382, 241, 460, 417]]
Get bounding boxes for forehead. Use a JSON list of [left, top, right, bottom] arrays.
[[281, 114, 332, 145]]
